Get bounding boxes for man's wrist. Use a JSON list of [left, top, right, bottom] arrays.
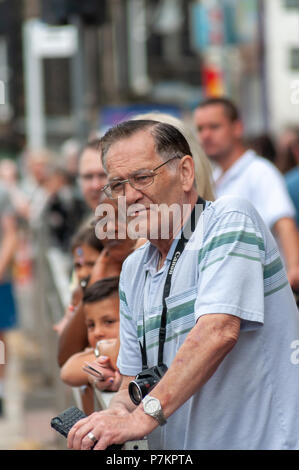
[[108, 396, 132, 416], [107, 405, 129, 417], [131, 403, 161, 436], [142, 395, 167, 426]]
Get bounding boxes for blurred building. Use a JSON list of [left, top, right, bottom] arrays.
[[0, 0, 24, 157], [264, 0, 299, 134], [0, 0, 298, 152]]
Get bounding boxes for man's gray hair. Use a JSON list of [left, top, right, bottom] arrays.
[[100, 119, 192, 169]]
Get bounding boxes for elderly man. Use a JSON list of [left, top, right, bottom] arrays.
[[68, 119, 299, 450], [193, 97, 299, 291]]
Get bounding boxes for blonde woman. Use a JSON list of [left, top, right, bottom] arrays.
[[131, 111, 215, 201]]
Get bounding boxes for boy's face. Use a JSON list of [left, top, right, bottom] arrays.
[[84, 294, 120, 349]]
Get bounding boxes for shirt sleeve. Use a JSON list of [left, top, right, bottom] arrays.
[[195, 210, 266, 331], [117, 268, 143, 376], [251, 161, 296, 228]]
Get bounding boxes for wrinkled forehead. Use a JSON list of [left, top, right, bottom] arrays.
[[104, 130, 160, 174]]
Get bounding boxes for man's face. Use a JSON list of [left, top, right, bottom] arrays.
[[79, 148, 107, 210], [104, 130, 185, 241], [193, 105, 241, 163]]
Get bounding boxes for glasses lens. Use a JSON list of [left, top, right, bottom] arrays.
[[131, 173, 154, 190], [104, 182, 124, 198]]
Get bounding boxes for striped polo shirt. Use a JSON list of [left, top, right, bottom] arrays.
[[117, 195, 299, 450]]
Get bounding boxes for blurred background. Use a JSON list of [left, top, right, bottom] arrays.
[[0, 0, 299, 450]]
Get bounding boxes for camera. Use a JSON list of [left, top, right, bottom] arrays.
[[128, 364, 168, 405]]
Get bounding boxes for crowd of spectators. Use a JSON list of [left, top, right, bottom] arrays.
[[0, 98, 299, 446]]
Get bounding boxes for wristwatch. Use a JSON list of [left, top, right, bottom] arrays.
[[142, 395, 167, 426]]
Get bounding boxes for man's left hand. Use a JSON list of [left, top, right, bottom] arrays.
[[67, 409, 145, 450]]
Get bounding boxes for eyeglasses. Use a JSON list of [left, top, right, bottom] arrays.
[[101, 156, 181, 199]]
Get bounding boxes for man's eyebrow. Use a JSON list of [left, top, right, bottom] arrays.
[[109, 176, 125, 182], [108, 168, 152, 181]]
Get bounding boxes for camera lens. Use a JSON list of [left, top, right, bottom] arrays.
[[129, 379, 153, 405], [129, 381, 143, 405], [128, 365, 167, 405]]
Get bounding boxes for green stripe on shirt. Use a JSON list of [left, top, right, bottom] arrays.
[[263, 257, 284, 279], [137, 299, 196, 338], [198, 230, 265, 265], [119, 288, 128, 306]]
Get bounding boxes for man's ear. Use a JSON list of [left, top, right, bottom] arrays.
[[179, 155, 195, 192]]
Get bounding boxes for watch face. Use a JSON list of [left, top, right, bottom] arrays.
[[145, 398, 159, 414]]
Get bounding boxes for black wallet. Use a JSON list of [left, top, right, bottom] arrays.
[[51, 406, 86, 438], [50, 406, 122, 450]]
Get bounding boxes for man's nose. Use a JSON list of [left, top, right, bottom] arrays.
[[124, 182, 143, 205], [199, 127, 211, 143], [90, 176, 103, 190]]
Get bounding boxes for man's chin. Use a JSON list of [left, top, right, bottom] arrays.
[[204, 151, 222, 163]]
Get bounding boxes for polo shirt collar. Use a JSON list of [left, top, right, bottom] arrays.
[[143, 234, 181, 272]]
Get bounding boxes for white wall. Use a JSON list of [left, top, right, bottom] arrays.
[[264, 0, 299, 133]]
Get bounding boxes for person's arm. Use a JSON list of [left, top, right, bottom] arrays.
[[273, 217, 299, 290], [61, 348, 123, 391], [0, 214, 17, 281], [141, 313, 240, 419], [67, 313, 240, 450], [57, 301, 88, 367], [53, 285, 83, 336], [60, 348, 95, 386]]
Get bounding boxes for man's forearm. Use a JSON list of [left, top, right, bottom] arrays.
[[60, 349, 95, 386], [132, 314, 240, 425], [274, 218, 299, 268], [67, 314, 242, 450]]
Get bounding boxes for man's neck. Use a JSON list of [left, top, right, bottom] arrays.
[[150, 191, 199, 265], [219, 145, 246, 173]]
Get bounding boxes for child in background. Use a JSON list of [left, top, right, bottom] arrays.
[[60, 277, 121, 414], [53, 222, 103, 335]]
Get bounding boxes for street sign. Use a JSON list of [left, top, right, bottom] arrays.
[[31, 21, 78, 58]]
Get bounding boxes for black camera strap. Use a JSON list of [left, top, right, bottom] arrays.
[[140, 196, 206, 369]]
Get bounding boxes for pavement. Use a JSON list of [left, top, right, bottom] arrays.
[[0, 329, 71, 450]]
